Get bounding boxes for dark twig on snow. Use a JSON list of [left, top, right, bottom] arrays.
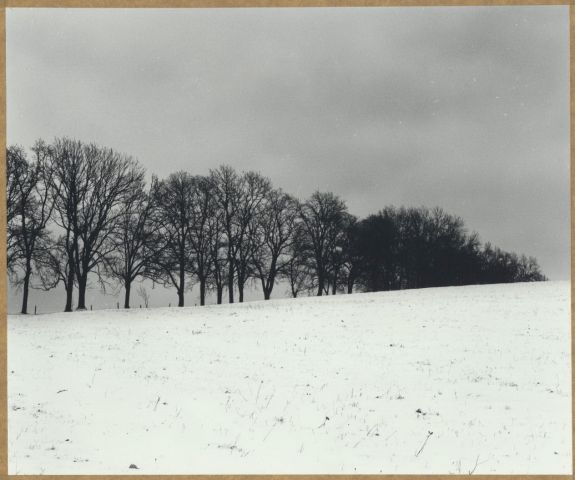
[[468, 455, 480, 475], [415, 430, 433, 457], [316, 416, 330, 429]]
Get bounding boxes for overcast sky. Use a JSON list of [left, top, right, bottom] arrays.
[[6, 6, 570, 312]]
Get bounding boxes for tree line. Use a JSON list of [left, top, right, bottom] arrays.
[[7, 138, 546, 314]]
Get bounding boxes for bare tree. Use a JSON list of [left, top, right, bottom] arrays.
[[234, 171, 272, 302], [298, 191, 349, 296], [187, 175, 215, 306], [7, 142, 55, 314], [209, 166, 243, 303], [282, 223, 313, 298], [47, 139, 86, 311], [76, 145, 144, 310], [206, 208, 227, 304], [47, 138, 145, 311], [250, 189, 298, 300], [149, 172, 195, 307], [105, 178, 157, 308]]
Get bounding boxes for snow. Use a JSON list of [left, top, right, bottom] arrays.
[[7, 281, 572, 474]]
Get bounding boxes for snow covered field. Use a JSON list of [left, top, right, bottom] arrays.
[[7, 281, 572, 474]]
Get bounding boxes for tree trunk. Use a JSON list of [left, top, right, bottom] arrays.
[[124, 280, 131, 309], [216, 285, 223, 304], [238, 280, 244, 303], [261, 274, 272, 300], [21, 262, 31, 314], [199, 278, 206, 306], [316, 261, 324, 296], [290, 277, 297, 298], [77, 275, 87, 310], [178, 264, 185, 307], [64, 280, 74, 312], [227, 258, 234, 303], [64, 258, 74, 312], [266, 275, 275, 300]]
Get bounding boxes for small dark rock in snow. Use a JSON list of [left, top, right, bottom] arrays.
[[129, 464, 139, 469]]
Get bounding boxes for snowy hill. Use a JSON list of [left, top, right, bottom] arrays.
[[8, 281, 572, 474]]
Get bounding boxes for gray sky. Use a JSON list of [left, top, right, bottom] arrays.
[[6, 6, 570, 312]]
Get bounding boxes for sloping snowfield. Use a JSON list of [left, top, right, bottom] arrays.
[[7, 281, 572, 474]]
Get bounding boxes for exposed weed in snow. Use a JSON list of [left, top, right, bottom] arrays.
[[415, 431, 434, 457]]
